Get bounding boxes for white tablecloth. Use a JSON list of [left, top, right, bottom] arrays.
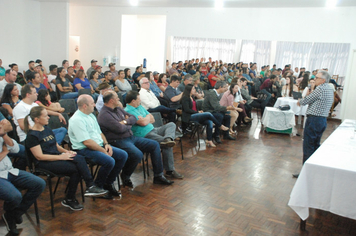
[[274, 97, 308, 116], [261, 107, 295, 130], [288, 119, 356, 220]]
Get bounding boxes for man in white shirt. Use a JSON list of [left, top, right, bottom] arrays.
[[0, 69, 22, 98], [12, 85, 67, 144], [139, 77, 176, 122], [293, 67, 299, 77]]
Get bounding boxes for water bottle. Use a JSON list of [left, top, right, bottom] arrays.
[[143, 58, 147, 68]]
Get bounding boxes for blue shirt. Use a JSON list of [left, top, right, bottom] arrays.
[[28, 82, 47, 93], [0, 67, 5, 76], [73, 77, 91, 92], [149, 81, 161, 97], [124, 105, 154, 137]]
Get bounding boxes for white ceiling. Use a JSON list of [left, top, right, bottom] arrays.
[[37, 0, 356, 8]]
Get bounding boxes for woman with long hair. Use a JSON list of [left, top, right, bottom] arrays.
[[89, 71, 102, 93], [299, 73, 309, 91], [124, 68, 135, 85], [219, 83, 242, 133], [55, 67, 78, 100], [157, 73, 169, 92], [0, 84, 21, 117], [36, 90, 65, 113], [25, 106, 107, 210], [281, 76, 298, 97], [181, 84, 229, 147], [73, 69, 98, 101]]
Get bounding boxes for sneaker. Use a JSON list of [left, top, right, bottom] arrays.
[[84, 185, 108, 197], [165, 170, 184, 179], [160, 138, 176, 148], [61, 199, 84, 211], [2, 213, 19, 235], [103, 183, 121, 197]]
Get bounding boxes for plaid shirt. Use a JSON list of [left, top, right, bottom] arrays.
[[299, 83, 334, 117]]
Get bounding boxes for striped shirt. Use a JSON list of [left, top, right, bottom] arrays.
[[299, 82, 334, 117]]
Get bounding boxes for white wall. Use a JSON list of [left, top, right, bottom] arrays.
[[40, 2, 69, 68], [0, 0, 41, 71]]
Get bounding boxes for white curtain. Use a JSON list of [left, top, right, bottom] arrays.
[[172, 37, 236, 62], [276, 41, 349, 76], [308, 42, 350, 76], [240, 40, 271, 67]]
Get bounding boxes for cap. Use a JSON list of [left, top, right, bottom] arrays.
[[34, 63, 41, 67], [98, 82, 111, 90], [108, 63, 115, 67], [153, 71, 159, 76], [91, 59, 98, 63], [210, 69, 216, 72], [95, 65, 102, 69]]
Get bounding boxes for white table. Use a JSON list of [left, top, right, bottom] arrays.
[[274, 97, 308, 116], [288, 119, 356, 229], [261, 107, 295, 131]]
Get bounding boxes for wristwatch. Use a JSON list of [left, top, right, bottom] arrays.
[[123, 120, 127, 124]]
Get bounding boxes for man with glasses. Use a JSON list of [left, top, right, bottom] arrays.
[[293, 70, 334, 178]]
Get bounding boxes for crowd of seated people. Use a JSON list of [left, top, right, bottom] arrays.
[[0, 55, 342, 234]]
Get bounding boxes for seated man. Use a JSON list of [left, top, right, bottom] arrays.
[[125, 91, 183, 179], [164, 75, 183, 109], [177, 73, 193, 93], [202, 81, 236, 143], [0, 118, 45, 235], [26, 72, 47, 93], [68, 95, 128, 198], [13, 84, 67, 146], [96, 82, 113, 113], [259, 74, 277, 105], [98, 91, 174, 186], [139, 77, 176, 123]]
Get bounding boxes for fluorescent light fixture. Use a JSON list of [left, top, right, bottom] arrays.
[[215, 0, 223, 9], [130, 0, 138, 6], [326, 0, 337, 8]]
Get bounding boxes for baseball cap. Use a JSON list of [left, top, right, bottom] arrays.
[[98, 82, 111, 90], [91, 59, 98, 63], [95, 65, 102, 69], [34, 63, 41, 67], [153, 71, 159, 76]]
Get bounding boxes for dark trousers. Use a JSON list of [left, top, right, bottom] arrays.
[[302, 116, 327, 164], [211, 112, 230, 137], [0, 171, 45, 219], [37, 154, 94, 199], [148, 105, 177, 123], [110, 136, 163, 177]]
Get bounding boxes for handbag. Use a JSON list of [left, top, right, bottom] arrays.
[[278, 105, 291, 111]]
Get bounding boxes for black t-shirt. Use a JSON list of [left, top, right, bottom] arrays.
[[26, 126, 61, 163]]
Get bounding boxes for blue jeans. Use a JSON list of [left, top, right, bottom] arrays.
[[53, 127, 67, 145], [8, 144, 27, 170], [148, 105, 177, 123], [190, 112, 222, 141], [260, 89, 272, 105], [110, 136, 164, 177], [77, 147, 128, 188], [36, 154, 94, 199], [0, 171, 45, 219], [303, 116, 327, 163], [61, 92, 79, 100]]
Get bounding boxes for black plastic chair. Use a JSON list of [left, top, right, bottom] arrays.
[[24, 145, 84, 218], [58, 99, 77, 116], [78, 88, 92, 96]]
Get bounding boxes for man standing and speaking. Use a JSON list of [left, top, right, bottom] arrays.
[[293, 70, 334, 178]]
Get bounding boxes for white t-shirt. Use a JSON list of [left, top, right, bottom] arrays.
[[48, 74, 57, 92], [13, 101, 38, 142]]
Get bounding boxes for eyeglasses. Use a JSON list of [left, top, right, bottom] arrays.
[[142, 82, 150, 84], [315, 76, 323, 79]]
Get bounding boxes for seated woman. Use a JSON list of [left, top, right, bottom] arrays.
[[36, 90, 65, 113], [192, 73, 204, 100], [181, 84, 229, 147], [157, 73, 169, 92], [230, 78, 253, 125], [89, 71, 102, 93], [302, 78, 315, 98], [0, 84, 21, 118], [25, 106, 107, 211], [55, 67, 78, 100], [281, 76, 299, 97], [124, 68, 136, 85], [73, 69, 98, 101], [219, 83, 242, 133]]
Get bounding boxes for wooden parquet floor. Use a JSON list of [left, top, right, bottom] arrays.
[[1, 114, 355, 236]]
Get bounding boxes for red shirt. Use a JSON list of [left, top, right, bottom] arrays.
[[208, 74, 218, 87], [201, 67, 208, 76]]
